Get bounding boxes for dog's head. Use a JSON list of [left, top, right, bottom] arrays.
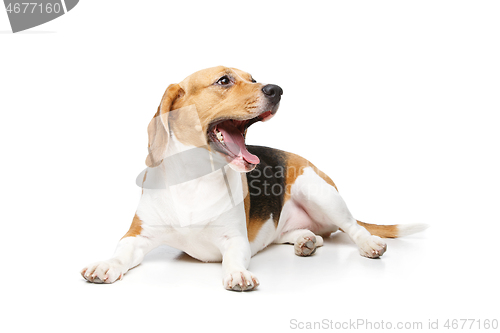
[[146, 66, 283, 172]]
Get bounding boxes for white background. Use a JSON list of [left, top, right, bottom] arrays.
[[1, 1, 499, 332]]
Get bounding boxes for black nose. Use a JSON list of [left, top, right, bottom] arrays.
[[262, 84, 283, 104]]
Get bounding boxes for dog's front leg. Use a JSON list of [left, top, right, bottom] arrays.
[[81, 232, 157, 284], [220, 236, 259, 291]]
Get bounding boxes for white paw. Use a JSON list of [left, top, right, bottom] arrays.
[[294, 234, 323, 257], [81, 260, 125, 284], [358, 235, 387, 258], [223, 269, 259, 291]]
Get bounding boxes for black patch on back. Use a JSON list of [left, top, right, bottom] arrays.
[[245, 145, 287, 226]]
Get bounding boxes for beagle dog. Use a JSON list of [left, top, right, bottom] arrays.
[[81, 66, 427, 291]]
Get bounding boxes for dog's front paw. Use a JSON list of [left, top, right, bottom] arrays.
[[358, 235, 387, 258], [81, 260, 125, 284], [223, 269, 259, 291]]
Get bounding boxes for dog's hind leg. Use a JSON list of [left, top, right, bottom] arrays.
[[290, 168, 387, 258], [81, 214, 159, 283]]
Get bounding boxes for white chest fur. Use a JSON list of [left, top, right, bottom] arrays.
[[136, 135, 248, 261]]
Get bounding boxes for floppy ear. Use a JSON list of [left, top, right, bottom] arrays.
[[145, 84, 183, 167]]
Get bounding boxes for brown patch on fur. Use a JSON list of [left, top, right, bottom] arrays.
[[357, 220, 399, 238], [121, 214, 143, 239], [247, 216, 270, 242], [283, 152, 338, 203], [242, 174, 264, 242]]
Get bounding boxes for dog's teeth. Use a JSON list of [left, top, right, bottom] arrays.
[[216, 131, 224, 143]]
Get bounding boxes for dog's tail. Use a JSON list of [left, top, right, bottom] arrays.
[[356, 220, 429, 238]]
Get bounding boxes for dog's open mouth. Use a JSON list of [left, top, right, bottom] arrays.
[[207, 111, 274, 168]]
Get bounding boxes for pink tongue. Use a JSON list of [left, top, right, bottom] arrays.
[[217, 122, 260, 164]]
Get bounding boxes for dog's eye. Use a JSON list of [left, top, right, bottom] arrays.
[[216, 76, 231, 85], [251, 78, 256, 83]]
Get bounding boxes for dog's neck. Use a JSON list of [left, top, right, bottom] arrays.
[[160, 132, 230, 184]]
